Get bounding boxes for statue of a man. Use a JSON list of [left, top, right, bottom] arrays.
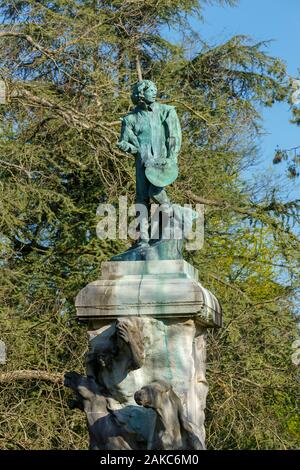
[[117, 80, 182, 247]]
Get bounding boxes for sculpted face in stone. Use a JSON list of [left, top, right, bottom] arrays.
[[134, 386, 151, 407], [134, 381, 170, 408], [87, 337, 117, 371], [134, 380, 205, 450]]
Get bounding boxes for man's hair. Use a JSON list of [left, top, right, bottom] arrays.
[[131, 80, 157, 105]]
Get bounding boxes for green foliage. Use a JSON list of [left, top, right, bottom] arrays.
[[0, 0, 299, 449], [273, 145, 300, 179], [290, 73, 300, 126]]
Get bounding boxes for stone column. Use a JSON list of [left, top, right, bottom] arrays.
[[65, 260, 221, 450]]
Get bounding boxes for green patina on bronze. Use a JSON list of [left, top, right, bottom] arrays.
[[115, 80, 184, 259], [118, 80, 182, 188]]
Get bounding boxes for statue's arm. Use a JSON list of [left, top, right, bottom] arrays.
[[117, 117, 139, 155], [166, 107, 182, 160]]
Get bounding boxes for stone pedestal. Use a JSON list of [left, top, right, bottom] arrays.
[[69, 260, 221, 450]]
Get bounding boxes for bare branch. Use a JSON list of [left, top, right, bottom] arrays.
[[0, 370, 63, 384]]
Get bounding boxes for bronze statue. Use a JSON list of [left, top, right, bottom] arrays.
[[118, 80, 182, 247]]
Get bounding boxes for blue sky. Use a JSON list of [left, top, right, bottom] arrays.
[[166, 0, 300, 196], [199, 0, 299, 163]]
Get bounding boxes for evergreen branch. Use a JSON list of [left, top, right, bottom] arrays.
[[0, 31, 53, 56], [187, 191, 300, 240]]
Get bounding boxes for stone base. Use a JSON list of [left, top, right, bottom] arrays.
[[76, 260, 222, 327], [68, 260, 221, 450], [87, 316, 208, 445]]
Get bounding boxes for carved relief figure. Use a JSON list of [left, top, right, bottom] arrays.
[[134, 380, 205, 450], [86, 317, 145, 389], [64, 371, 145, 450]]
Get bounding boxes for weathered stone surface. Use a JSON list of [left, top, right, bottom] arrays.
[[66, 317, 208, 448], [75, 260, 222, 327], [86, 318, 207, 431], [66, 259, 221, 450], [134, 380, 204, 450], [64, 371, 147, 450]]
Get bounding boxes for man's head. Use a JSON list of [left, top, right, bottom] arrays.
[[131, 80, 157, 106]]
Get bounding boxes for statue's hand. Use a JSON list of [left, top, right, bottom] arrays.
[[117, 141, 138, 154], [117, 141, 130, 152]]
